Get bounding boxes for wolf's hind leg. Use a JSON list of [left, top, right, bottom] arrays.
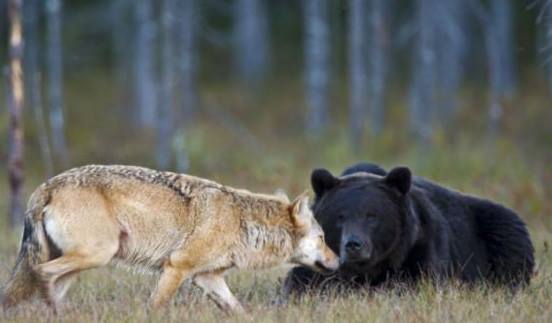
[[193, 272, 244, 314], [36, 250, 116, 311], [151, 264, 191, 309], [51, 272, 78, 305]]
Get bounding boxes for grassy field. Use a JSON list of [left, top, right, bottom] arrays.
[[0, 77, 551, 322], [0, 136, 551, 322]]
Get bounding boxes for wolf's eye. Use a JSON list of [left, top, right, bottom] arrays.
[[318, 235, 325, 243]]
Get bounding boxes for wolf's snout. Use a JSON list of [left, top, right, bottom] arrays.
[[315, 259, 339, 274], [325, 255, 339, 271], [321, 248, 339, 272]]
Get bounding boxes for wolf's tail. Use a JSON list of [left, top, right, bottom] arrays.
[[1, 186, 52, 309]]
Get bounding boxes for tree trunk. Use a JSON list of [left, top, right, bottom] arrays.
[[173, 0, 199, 172], [233, 0, 270, 86], [46, 0, 68, 167], [111, 0, 132, 113], [367, 0, 388, 137], [157, 0, 176, 170], [486, 0, 515, 138], [348, 0, 367, 148], [7, 0, 25, 227], [409, 0, 436, 147], [435, 0, 465, 123], [304, 0, 330, 138], [548, 1, 552, 93], [540, 0, 552, 94], [133, 0, 157, 128], [177, 0, 198, 122], [24, 0, 54, 178]]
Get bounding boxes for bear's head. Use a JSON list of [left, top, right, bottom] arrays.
[[311, 166, 412, 273]]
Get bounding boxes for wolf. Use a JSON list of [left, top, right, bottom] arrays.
[[1, 165, 338, 313]]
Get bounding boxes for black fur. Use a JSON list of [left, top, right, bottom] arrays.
[[341, 163, 387, 177], [21, 217, 34, 245], [284, 162, 535, 296]]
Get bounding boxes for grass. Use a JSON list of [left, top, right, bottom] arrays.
[[0, 136, 550, 322], [0, 76, 551, 322], [0, 253, 550, 322]]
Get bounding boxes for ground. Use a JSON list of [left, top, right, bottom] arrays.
[[0, 242, 550, 322], [0, 139, 550, 322], [0, 79, 551, 322]]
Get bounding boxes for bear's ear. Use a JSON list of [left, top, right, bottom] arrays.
[[311, 168, 339, 199], [384, 167, 411, 195]]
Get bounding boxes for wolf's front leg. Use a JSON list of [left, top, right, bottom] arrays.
[[193, 272, 245, 314], [151, 263, 191, 309]]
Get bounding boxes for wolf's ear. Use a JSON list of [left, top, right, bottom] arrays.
[[274, 188, 290, 203], [311, 168, 339, 199], [384, 167, 411, 195], [290, 192, 312, 228]]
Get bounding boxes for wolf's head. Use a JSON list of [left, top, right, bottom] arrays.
[[289, 194, 339, 274]]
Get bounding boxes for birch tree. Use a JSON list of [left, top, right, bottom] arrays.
[[539, 0, 552, 93], [409, 0, 436, 146], [485, 0, 516, 138], [157, 0, 176, 169], [7, 0, 24, 227], [233, 0, 270, 86], [367, 0, 389, 136], [304, 0, 330, 137], [46, 0, 68, 166], [348, 0, 367, 147], [435, 0, 465, 122], [111, 0, 132, 112], [24, 0, 54, 177], [177, 0, 199, 122], [133, 0, 157, 128], [172, 0, 199, 172]]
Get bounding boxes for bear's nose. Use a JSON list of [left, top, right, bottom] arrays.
[[345, 240, 362, 253]]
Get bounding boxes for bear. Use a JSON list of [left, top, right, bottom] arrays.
[[284, 163, 535, 296]]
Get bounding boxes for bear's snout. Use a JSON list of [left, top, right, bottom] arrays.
[[341, 235, 372, 265], [345, 239, 362, 253]]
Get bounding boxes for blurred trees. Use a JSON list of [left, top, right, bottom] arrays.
[[409, 0, 437, 147], [0, 0, 543, 151], [133, 0, 157, 129], [366, 0, 388, 138], [349, 0, 389, 148], [409, 0, 468, 145], [304, 0, 330, 138], [538, 0, 552, 93], [7, 0, 24, 226], [177, 0, 198, 124], [434, 0, 465, 124], [45, 0, 67, 166], [23, 0, 53, 177], [1, 0, 551, 227], [233, 0, 270, 86], [484, 0, 516, 138], [157, 0, 176, 170], [348, 0, 367, 148]]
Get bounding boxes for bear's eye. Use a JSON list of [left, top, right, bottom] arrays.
[[337, 214, 345, 221], [318, 235, 325, 243]]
